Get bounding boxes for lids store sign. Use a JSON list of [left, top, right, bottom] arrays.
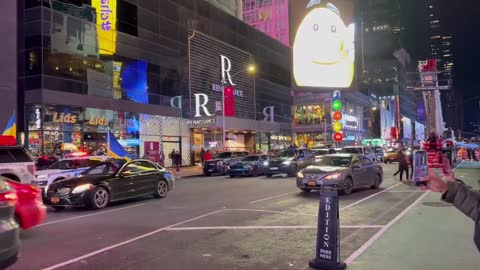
[[52, 112, 109, 126]]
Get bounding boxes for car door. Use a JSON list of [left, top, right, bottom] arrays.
[[350, 157, 367, 187], [115, 162, 142, 199], [359, 157, 375, 186], [135, 161, 160, 196]]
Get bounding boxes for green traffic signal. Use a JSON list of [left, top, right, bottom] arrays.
[[332, 100, 343, 111]]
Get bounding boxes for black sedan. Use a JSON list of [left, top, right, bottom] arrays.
[[226, 155, 271, 177], [44, 159, 175, 210]]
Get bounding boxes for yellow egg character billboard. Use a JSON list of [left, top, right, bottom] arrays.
[[291, 0, 355, 89]]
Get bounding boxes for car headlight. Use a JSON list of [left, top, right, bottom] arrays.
[[72, 183, 94, 194], [282, 160, 292, 165], [297, 171, 304, 178], [325, 173, 342, 180], [37, 174, 48, 179], [263, 161, 269, 166], [227, 165, 231, 170]]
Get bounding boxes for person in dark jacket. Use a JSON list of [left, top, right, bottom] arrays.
[[394, 150, 410, 181], [422, 169, 480, 252], [173, 150, 181, 172]]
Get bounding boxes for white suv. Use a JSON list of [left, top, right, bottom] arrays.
[[340, 146, 377, 162], [33, 156, 109, 190], [0, 146, 36, 183]]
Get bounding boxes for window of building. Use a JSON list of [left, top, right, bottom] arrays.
[[117, 0, 138, 36]]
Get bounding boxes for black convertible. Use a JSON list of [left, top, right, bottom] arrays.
[[44, 159, 175, 210]]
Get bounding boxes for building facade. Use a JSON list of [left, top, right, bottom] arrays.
[[242, 0, 289, 46], [12, 0, 292, 165]]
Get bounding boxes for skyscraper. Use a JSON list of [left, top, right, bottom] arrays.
[[242, 0, 289, 46], [427, 1, 461, 131]]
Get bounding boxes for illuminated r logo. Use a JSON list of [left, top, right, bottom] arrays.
[[220, 55, 236, 86], [194, 94, 213, 117], [263, 106, 275, 122]]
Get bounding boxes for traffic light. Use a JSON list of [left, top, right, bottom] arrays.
[[332, 90, 343, 142]]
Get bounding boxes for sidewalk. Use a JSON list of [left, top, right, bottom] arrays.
[[169, 165, 204, 179], [347, 163, 480, 270]]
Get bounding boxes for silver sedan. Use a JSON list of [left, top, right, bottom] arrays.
[[296, 154, 383, 195]]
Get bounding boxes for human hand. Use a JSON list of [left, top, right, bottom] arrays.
[[420, 169, 450, 193]]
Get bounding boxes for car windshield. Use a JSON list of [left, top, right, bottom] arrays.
[[242, 156, 259, 161], [375, 149, 383, 154], [214, 152, 232, 159], [313, 149, 329, 156], [341, 148, 363, 154], [82, 160, 126, 176], [314, 156, 352, 167], [48, 159, 89, 170], [276, 150, 296, 157]]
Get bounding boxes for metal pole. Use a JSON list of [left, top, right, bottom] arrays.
[[222, 82, 226, 151]]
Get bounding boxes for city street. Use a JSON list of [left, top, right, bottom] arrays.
[[11, 163, 479, 270]]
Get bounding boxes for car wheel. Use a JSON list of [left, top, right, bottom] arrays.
[[251, 166, 259, 177], [342, 177, 354, 195], [371, 174, 382, 189], [89, 187, 110, 210], [288, 165, 298, 177], [154, 180, 169, 199], [300, 188, 311, 193], [266, 173, 272, 178], [51, 206, 65, 211], [204, 172, 211, 176]]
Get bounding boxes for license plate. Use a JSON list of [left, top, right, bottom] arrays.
[[50, 197, 60, 203], [270, 167, 279, 170], [307, 181, 317, 187], [208, 169, 214, 172]]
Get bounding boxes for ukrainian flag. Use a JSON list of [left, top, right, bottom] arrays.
[[2, 111, 16, 138], [107, 132, 132, 161]]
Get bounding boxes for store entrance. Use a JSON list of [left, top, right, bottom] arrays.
[[163, 140, 181, 168]]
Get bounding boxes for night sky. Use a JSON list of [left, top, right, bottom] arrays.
[[441, 0, 480, 132]]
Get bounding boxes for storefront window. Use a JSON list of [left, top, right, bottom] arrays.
[[293, 104, 326, 126]]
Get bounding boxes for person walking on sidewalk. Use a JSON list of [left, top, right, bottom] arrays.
[[393, 150, 409, 181], [173, 150, 182, 172], [203, 150, 212, 163], [200, 148, 205, 164], [169, 149, 175, 167], [422, 169, 480, 252]]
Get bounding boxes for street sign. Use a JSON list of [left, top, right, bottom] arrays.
[[309, 187, 346, 270]]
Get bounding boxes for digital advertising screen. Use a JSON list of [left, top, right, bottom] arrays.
[[290, 0, 355, 90]]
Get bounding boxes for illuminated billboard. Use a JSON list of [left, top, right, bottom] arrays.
[[92, 0, 117, 55], [290, 0, 355, 89]]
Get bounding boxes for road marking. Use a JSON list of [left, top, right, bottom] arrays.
[[344, 191, 430, 264], [227, 208, 318, 217], [386, 190, 426, 193], [37, 203, 146, 227], [340, 182, 402, 210], [41, 209, 224, 270], [165, 225, 384, 231], [249, 191, 298, 204]]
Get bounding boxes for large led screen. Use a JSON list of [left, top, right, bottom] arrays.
[[290, 0, 355, 89]]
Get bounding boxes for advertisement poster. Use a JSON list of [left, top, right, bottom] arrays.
[[144, 141, 160, 163], [402, 117, 412, 139], [415, 122, 425, 141], [290, 0, 355, 89]]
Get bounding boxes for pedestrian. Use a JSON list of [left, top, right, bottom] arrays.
[[203, 150, 212, 162], [169, 149, 175, 167], [421, 169, 480, 252], [200, 148, 205, 164], [174, 150, 181, 172], [393, 150, 409, 181], [408, 152, 414, 180]]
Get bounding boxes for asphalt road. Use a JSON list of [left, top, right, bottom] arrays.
[[11, 164, 428, 270]]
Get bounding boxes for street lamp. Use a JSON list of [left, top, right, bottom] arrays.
[[221, 64, 256, 151]]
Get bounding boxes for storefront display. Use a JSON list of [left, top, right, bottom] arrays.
[[294, 104, 326, 126]]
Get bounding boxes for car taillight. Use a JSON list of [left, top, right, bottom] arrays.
[[0, 191, 18, 207]]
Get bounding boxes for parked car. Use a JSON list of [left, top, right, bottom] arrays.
[[227, 155, 271, 177], [264, 148, 315, 177], [296, 154, 383, 194], [44, 159, 175, 210], [384, 149, 398, 163], [374, 148, 385, 162], [0, 136, 36, 184], [312, 148, 333, 162], [0, 178, 20, 269], [203, 151, 249, 176], [5, 178, 46, 230], [33, 156, 110, 192], [340, 146, 377, 162]]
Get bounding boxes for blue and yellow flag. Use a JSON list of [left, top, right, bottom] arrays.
[[107, 132, 132, 161], [2, 111, 16, 138]]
